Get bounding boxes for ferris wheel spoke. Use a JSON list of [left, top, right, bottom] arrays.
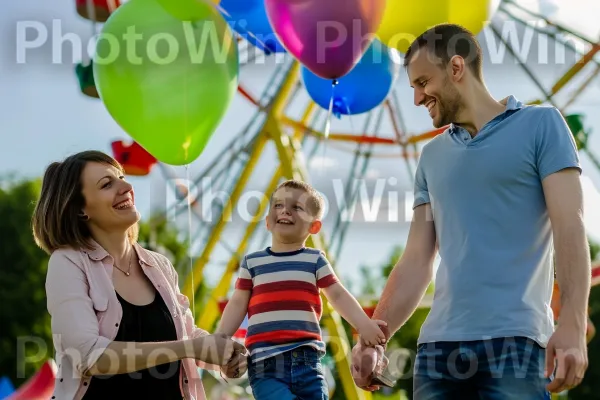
[[501, 0, 598, 46], [488, 22, 557, 107]]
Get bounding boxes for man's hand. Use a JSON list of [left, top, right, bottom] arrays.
[[351, 342, 388, 391], [545, 323, 588, 393]]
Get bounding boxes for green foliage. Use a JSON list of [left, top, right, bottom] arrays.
[[0, 177, 51, 386], [589, 240, 600, 263]]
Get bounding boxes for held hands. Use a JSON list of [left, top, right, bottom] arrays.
[[220, 348, 248, 379], [545, 322, 589, 393], [358, 319, 388, 347], [191, 334, 247, 367], [351, 341, 388, 391]]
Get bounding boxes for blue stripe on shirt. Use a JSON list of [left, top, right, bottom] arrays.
[[250, 261, 316, 276], [247, 320, 321, 336]]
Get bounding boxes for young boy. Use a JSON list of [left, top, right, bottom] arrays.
[[216, 179, 387, 399]]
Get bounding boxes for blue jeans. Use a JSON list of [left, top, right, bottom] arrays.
[[248, 346, 328, 400], [413, 336, 551, 399]]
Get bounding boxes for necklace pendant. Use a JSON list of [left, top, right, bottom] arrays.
[[125, 272, 130, 276]]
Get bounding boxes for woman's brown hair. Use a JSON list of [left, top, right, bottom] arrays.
[[32, 150, 139, 254]]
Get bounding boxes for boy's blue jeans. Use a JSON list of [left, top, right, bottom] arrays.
[[413, 336, 552, 399], [248, 346, 328, 400]]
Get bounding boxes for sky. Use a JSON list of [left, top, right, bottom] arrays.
[[1, 0, 600, 293]]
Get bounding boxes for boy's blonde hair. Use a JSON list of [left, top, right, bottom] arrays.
[[271, 180, 325, 219]]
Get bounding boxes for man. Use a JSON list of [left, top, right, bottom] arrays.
[[351, 23, 591, 398]]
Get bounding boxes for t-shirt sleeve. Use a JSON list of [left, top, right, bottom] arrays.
[[234, 256, 253, 291], [535, 107, 582, 181], [413, 154, 430, 209], [316, 252, 339, 289]]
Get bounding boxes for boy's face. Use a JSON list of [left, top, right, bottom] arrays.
[[266, 187, 321, 243]]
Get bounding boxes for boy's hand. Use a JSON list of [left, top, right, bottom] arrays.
[[358, 319, 388, 347]]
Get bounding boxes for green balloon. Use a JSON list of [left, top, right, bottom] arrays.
[[93, 0, 239, 166], [155, 0, 220, 21]]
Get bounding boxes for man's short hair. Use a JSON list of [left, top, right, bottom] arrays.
[[404, 23, 484, 81], [271, 180, 325, 219]]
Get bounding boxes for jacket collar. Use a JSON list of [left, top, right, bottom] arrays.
[[82, 238, 157, 267], [449, 95, 523, 135]]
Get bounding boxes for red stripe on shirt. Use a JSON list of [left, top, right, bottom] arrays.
[[249, 290, 319, 308], [235, 278, 253, 290], [253, 280, 318, 295], [317, 274, 339, 288]]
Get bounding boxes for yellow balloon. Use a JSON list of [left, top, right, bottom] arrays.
[[377, 0, 501, 53]]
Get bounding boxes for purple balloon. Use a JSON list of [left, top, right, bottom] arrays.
[[265, 0, 387, 79]]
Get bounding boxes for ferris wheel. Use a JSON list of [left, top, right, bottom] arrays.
[[71, 1, 600, 399]]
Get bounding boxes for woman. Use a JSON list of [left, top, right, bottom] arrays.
[[32, 150, 247, 400]]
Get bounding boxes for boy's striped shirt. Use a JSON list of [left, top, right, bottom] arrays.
[[235, 247, 339, 361]]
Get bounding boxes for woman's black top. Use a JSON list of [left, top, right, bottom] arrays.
[[83, 290, 182, 399]]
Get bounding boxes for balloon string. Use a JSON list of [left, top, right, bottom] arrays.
[[323, 79, 338, 140], [345, 103, 356, 136], [320, 133, 328, 174], [321, 79, 338, 173], [185, 164, 195, 318]]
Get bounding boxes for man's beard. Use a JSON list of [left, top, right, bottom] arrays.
[[435, 81, 462, 128]]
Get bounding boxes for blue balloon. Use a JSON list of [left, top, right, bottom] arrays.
[[302, 40, 399, 117], [220, 0, 285, 54], [0, 376, 14, 399]]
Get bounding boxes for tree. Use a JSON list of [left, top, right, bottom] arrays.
[[0, 177, 51, 386]]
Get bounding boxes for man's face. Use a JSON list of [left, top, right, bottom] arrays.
[[407, 48, 463, 128]]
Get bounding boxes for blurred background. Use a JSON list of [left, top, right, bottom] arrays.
[[1, 0, 599, 399]]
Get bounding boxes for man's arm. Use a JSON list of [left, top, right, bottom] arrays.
[[543, 168, 591, 331], [372, 203, 437, 337]]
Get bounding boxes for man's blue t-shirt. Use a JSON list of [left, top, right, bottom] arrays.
[[414, 95, 581, 346]]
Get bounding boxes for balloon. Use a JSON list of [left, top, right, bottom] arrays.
[[264, 0, 387, 79], [377, 0, 501, 53], [94, 0, 239, 166], [220, 0, 285, 54], [156, 0, 220, 21], [302, 40, 399, 117]]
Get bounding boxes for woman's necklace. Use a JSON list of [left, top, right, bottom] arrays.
[[114, 248, 133, 277]]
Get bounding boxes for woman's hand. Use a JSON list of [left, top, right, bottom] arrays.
[[190, 334, 247, 366]]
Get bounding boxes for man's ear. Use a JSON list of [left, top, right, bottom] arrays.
[[265, 216, 271, 231], [449, 55, 466, 82], [309, 220, 322, 234]]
